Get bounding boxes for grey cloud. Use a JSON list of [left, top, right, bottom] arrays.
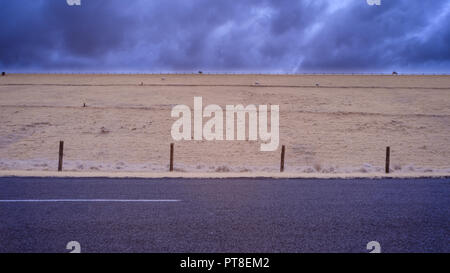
[[0, 0, 448, 73]]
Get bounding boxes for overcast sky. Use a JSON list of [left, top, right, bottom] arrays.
[[0, 0, 449, 73]]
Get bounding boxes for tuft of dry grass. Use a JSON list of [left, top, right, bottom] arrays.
[[313, 163, 322, 172], [215, 165, 231, 172]]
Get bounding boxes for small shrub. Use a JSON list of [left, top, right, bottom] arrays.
[[100, 127, 110, 134], [215, 165, 230, 172], [313, 163, 322, 172]]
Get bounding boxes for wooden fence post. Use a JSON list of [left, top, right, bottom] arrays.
[[280, 145, 285, 172], [58, 141, 64, 172], [385, 146, 390, 174], [170, 143, 174, 172]]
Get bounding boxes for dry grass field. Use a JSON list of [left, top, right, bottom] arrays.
[[0, 74, 449, 174]]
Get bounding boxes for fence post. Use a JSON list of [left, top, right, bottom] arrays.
[[58, 141, 64, 172], [170, 143, 174, 172], [385, 146, 390, 174], [280, 145, 285, 172]]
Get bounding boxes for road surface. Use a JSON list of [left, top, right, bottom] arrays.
[[0, 177, 448, 253]]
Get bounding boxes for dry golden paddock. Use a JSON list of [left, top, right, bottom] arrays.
[[0, 74, 449, 174]]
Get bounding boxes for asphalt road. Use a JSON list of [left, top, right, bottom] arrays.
[[0, 177, 448, 253]]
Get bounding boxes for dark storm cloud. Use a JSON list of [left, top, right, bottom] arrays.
[[299, 0, 450, 72], [0, 0, 448, 73]]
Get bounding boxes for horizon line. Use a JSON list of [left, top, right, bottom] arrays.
[[2, 72, 450, 76]]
